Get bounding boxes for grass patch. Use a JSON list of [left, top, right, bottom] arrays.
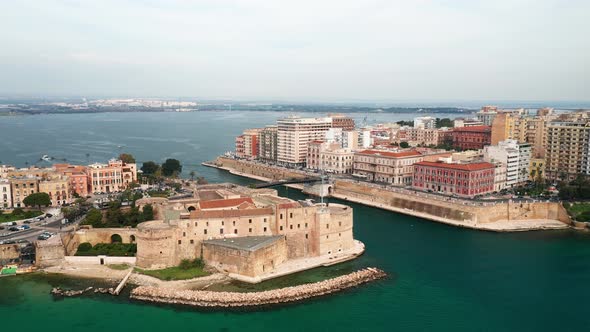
[[134, 259, 209, 281], [565, 203, 590, 222], [146, 190, 169, 198], [107, 264, 131, 270], [0, 210, 43, 223], [75, 243, 137, 256]]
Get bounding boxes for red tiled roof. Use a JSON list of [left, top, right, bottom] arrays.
[[452, 126, 491, 132], [357, 149, 422, 158], [414, 161, 495, 171], [199, 197, 254, 209]]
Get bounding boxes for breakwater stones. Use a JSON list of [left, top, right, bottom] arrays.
[[130, 267, 387, 308], [51, 286, 116, 297]]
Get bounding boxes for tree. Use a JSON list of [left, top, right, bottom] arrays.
[[82, 208, 103, 227], [142, 204, 154, 221], [189, 170, 196, 181], [196, 176, 208, 185], [141, 161, 159, 175], [119, 153, 136, 163], [399, 141, 410, 148], [23, 192, 51, 209], [436, 118, 454, 128], [161, 159, 182, 176]]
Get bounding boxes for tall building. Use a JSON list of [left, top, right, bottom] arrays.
[[491, 111, 527, 145], [235, 128, 262, 160], [484, 139, 532, 187], [329, 114, 355, 131], [342, 130, 359, 150], [476, 106, 498, 126], [414, 116, 436, 129], [277, 117, 332, 166], [10, 177, 39, 208], [412, 161, 496, 198], [259, 125, 278, 163], [452, 126, 491, 150], [545, 120, 590, 181]]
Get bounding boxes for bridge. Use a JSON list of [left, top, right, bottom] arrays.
[[254, 177, 323, 188]]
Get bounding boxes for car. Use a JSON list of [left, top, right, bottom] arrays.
[[37, 234, 50, 240], [9, 227, 19, 232], [21, 225, 30, 230], [45, 213, 53, 218], [24, 220, 32, 224]]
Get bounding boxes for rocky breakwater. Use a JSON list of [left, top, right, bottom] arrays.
[[130, 267, 387, 308], [51, 286, 116, 297]]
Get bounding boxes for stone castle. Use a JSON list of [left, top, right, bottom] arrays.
[[132, 183, 363, 282]]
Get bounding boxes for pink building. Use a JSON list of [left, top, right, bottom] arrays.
[[412, 161, 495, 198], [54, 164, 89, 197]]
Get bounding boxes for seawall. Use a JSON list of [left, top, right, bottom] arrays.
[[130, 267, 386, 308], [206, 157, 572, 232]]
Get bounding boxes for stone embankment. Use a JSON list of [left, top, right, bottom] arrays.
[[130, 268, 386, 308]]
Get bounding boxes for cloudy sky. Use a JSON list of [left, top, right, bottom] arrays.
[[0, 0, 588, 102]]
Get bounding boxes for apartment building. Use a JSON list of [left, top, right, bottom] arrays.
[[54, 164, 89, 197], [412, 161, 496, 198], [307, 141, 354, 174], [277, 117, 332, 166], [483, 139, 531, 187], [545, 120, 590, 181], [414, 116, 436, 129], [88, 159, 137, 193], [10, 177, 39, 208], [259, 125, 278, 163], [476, 106, 499, 126], [39, 175, 70, 206], [235, 128, 262, 160], [329, 114, 355, 131], [353, 149, 424, 185], [0, 179, 12, 208], [397, 127, 439, 147], [452, 126, 491, 150], [342, 130, 359, 150]]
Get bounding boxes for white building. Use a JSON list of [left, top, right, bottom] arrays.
[[307, 141, 354, 174], [414, 116, 436, 129], [277, 117, 332, 166], [359, 129, 372, 148], [325, 128, 343, 145], [483, 139, 531, 188], [0, 179, 12, 208], [342, 130, 359, 150]]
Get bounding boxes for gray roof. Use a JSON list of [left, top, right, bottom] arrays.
[[203, 235, 284, 252]]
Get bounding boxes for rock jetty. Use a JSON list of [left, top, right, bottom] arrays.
[[51, 286, 116, 297], [130, 267, 386, 308]]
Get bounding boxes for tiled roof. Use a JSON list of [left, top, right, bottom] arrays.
[[414, 161, 495, 171], [199, 197, 254, 209], [357, 149, 422, 158]]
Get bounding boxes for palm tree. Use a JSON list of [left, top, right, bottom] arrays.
[[189, 170, 196, 181]]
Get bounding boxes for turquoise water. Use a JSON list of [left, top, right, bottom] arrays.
[[1, 112, 589, 331]]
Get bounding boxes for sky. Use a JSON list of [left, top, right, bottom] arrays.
[[0, 0, 588, 102]]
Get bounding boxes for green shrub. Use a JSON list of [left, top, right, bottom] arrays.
[[77, 242, 93, 252]]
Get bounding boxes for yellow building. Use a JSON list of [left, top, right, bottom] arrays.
[[38, 175, 70, 206], [545, 120, 590, 181]]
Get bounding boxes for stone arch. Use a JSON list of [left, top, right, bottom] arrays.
[[187, 206, 197, 212], [110, 234, 123, 243], [130, 235, 136, 243]]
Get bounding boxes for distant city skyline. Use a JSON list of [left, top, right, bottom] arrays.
[[1, 0, 589, 101]]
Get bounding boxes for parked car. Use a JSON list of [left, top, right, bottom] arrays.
[[9, 227, 19, 232], [45, 213, 53, 218], [37, 234, 50, 240]]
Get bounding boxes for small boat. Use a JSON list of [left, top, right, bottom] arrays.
[[1, 264, 17, 276], [41, 155, 52, 162]]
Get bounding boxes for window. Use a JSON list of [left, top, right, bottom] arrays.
[[280, 226, 283, 231], [221, 221, 224, 226], [326, 224, 329, 229], [249, 228, 252, 233], [220, 228, 224, 234], [305, 223, 308, 228], [234, 229, 238, 234], [204, 229, 207, 235], [290, 225, 293, 230], [183, 232, 186, 237], [190, 239, 194, 244], [280, 214, 283, 220], [297, 224, 300, 229], [264, 218, 267, 222], [178, 240, 181, 244], [249, 219, 252, 223], [195, 222, 198, 227], [290, 212, 293, 218], [339, 221, 342, 227], [232, 221, 235, 226], [305, 234, 308, 239], [263, 227, 267, 232]]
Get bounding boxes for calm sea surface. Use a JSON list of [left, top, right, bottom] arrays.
[[0, 111, 589, 332]]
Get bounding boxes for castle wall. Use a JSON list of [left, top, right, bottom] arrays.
[[202, 237, 288, 277]]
